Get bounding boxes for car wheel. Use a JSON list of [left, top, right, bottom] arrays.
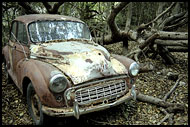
[[27, 82, 44, 125], [3, 60, 12, 84]]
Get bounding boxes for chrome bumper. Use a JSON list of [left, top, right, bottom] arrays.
[[42, 87, 136, 119]]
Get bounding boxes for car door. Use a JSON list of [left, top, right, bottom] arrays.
[[9, 21, 29, 86], [8, 21, 17, 82]]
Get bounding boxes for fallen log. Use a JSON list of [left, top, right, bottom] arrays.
[[154, 39, 188, 46], [142, 30, 188, 40], [167, 46, 188, 52], [158, 31, 188, 40]]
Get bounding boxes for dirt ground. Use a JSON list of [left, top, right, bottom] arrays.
[[1, 42, 188, 125]]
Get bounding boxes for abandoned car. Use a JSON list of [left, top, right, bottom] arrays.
[[2, 14, 139, 125]]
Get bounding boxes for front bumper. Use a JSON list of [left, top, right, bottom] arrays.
[[42, 88, 136, 119]]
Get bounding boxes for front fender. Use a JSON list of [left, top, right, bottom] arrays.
[[111, 54, 135, 71], [2, 45, 10, 68], [20, 59, 64, 107]]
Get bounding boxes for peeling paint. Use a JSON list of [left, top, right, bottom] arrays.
[[30, 41, 127, 85]]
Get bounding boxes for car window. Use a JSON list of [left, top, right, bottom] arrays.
[[28, 21, 91, 43], [17, 22, 28, 44], [10, 22, 17, 41]]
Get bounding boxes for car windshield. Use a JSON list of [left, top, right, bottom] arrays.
[[28, 20, 91, 42]]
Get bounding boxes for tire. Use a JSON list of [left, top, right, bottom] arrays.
[[27, 82, 44, 125], [3, 60, 13, 84]]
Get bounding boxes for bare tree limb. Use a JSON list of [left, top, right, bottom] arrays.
[[137, 93, 185, 112], [137, 2, 176, 32], [157, 108, 174, 125], [163, 17, 188, 31], [159, 11, 186, 30], [163, 77, 182, 101], [152, 2, 176, 25]]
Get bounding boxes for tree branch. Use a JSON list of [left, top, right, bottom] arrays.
[[137, 93, 185, 112], [107, 2, 129, 39], [51, 2, 64, 14], [137, 2, 176, 32], [163, 77, 182, 101], [18, 2, 40, 14], [159, 11, 186, 30], [42, 2, 64, 14]]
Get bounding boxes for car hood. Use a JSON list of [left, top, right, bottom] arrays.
[[30, 41, 127, 85]]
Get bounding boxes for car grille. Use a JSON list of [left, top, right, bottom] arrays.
[[75, 79, 127, 105]]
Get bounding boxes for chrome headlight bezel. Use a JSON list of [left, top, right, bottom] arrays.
[[49, 73, 68, 93], [129, 62, 139, 77]]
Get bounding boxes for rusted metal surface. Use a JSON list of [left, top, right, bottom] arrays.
[[14, 14, 84, 25], [30, 40, 128, 85], [64, 75, 129, 107], [2, 14, 138, 119], [42, 89, 134, 118]]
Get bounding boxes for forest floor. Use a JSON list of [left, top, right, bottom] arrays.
[[2, 41, 188, 125]]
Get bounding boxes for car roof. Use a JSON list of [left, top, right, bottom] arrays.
[[14, 14, 84, 24]]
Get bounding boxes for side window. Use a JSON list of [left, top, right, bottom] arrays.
[[10, 22, 17, 41], [17, 22, 28, 44]]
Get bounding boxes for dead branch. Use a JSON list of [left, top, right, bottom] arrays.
[[159, 11, 186, 30], [139, 62, 154, 73], [163, 17, 188, 31], [126, 49, 141, 57], [157, 108, 174, 125], [152, 2, 176, 26], [139, 33, 159, 50], [136, 93, 185, 112], [137, 2, 176, 32], [163, 77, 182, 101], [88, 118, 109, 125]]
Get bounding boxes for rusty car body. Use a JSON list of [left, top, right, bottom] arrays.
[[2, 14, 139, 125]]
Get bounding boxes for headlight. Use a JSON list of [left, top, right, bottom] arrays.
[[129, 62, 139, 77], [49, 73, 68, 93]]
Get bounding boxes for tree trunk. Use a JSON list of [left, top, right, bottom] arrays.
[[123, 3, 133, 55], [125, 3, 132, 31]]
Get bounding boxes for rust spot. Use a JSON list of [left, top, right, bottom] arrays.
[[85, 59, 93, 63], [60, 52, 74, 55], [45, 49, 63, 58], [42, 95, 49, 103]]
